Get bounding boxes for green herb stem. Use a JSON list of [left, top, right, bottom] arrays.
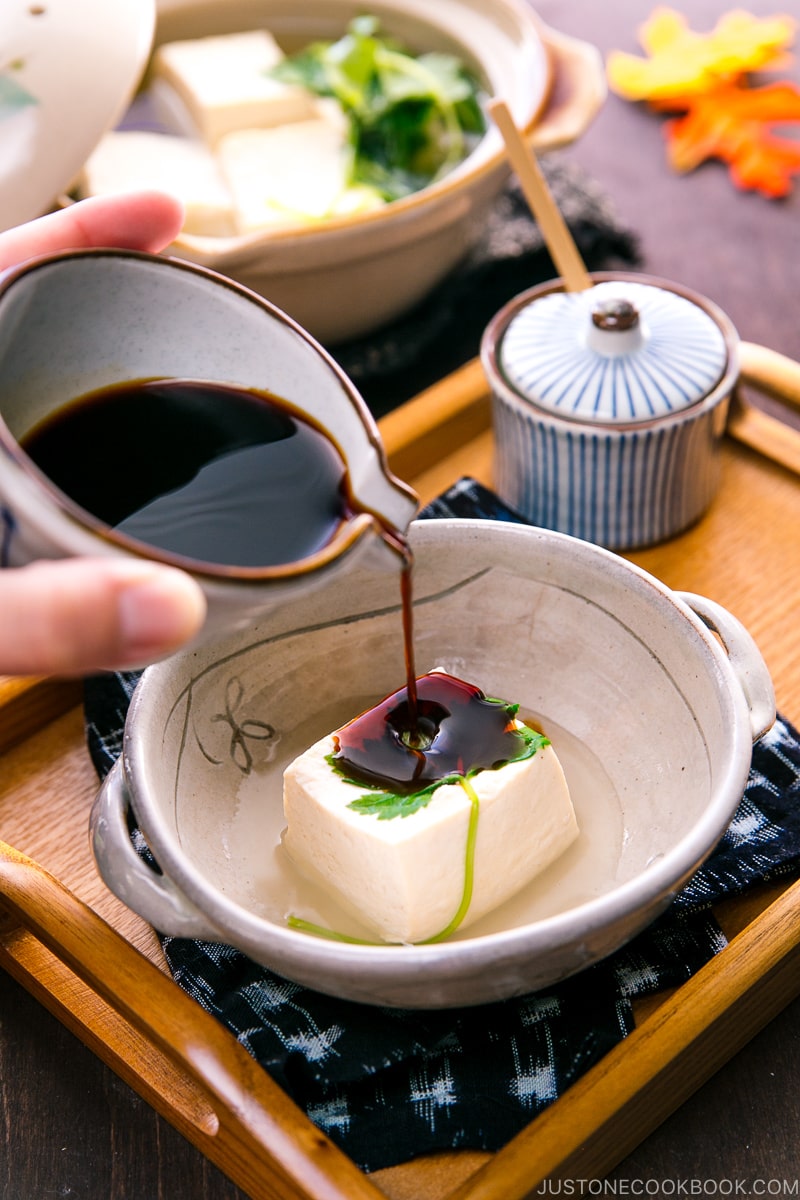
[[286, 915, 375, 944], [420, 774, 479, 943], [286, 773, 480, 946]]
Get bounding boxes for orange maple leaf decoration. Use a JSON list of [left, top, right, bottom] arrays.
[[607, 8, 800, 197], [661, 80, 800, 196]]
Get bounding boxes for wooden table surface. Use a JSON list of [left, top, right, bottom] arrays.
[[3, 1, 800, 1197]]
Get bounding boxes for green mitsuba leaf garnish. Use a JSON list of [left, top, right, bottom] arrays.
[[516, 725, 551, 758], [346, 774, 462, 820], [268, 16, 486, 201], [328, 723, 550, 821]]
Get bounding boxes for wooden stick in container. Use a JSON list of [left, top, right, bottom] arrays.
[[488, 97, 594, 293]]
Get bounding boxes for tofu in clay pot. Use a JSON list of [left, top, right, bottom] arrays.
[[283, 671, 578, 945], [150, 30, 318, 145], [217, 102, 383, 232]]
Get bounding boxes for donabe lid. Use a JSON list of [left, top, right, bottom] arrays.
[[0, 0, 155, 233], [498, 279, 729, 425]]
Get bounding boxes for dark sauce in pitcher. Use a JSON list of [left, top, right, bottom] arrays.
[[20, 378, 353, 569], [19, 377, 421, 724]]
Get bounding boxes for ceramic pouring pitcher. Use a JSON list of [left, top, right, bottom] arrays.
[[0, 249, 418, 642], [481, 270, 800, 550]]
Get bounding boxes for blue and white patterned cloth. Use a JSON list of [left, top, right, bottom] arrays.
[[83, 479, 800, 1173]]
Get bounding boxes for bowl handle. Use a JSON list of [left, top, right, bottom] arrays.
[[90, 760, 222, 940], [676, 592, 776, 742]]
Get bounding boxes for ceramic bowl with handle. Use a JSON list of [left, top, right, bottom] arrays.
[[90, 518, 775, 1008]]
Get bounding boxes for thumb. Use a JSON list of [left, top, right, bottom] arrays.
[[0, 559, 207, 677]]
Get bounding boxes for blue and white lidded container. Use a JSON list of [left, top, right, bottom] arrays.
[[481, 272, 739, 549]]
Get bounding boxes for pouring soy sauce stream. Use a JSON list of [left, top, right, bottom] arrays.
[[20, 373, 422, 736], [20, 371, 524, 794]]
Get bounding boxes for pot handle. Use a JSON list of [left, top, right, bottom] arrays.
[[90, 760, 222, 940], [676, 592, 776, 742], [529, 25, 607, 151]]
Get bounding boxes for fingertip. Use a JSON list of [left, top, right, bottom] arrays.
[[75, 190, 186, 254], [115, 563, 207, 668], [114, 190, 186, 251], [0, 192, 187, 272], [0, 558, 207, 676]]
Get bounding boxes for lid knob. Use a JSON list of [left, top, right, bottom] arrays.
[[591, 297, 639, 332]]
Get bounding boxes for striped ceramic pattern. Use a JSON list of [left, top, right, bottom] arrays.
[[487, 278, 734, 549], [492, 390, 726, 549], [499, 281, 728, 424]]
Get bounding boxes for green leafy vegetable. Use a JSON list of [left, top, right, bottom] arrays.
[[269, 15, 485, 201], [514, 725, 551, 759], [421, 774, 480, 943]]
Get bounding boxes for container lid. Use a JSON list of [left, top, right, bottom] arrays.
[[0, 0, 155, 233], [498, 279, 729, 425]]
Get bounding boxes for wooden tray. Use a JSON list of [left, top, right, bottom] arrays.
[[2, 350, 800, 1200]]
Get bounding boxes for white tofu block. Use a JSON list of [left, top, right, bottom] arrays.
[[217, 118, 353, 231], [151, 30, 317, 145], [80, 130, 236, 237], [283, 723, 578, 944]]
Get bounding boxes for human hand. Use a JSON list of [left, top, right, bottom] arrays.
[[0, 192, 206, 677]]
